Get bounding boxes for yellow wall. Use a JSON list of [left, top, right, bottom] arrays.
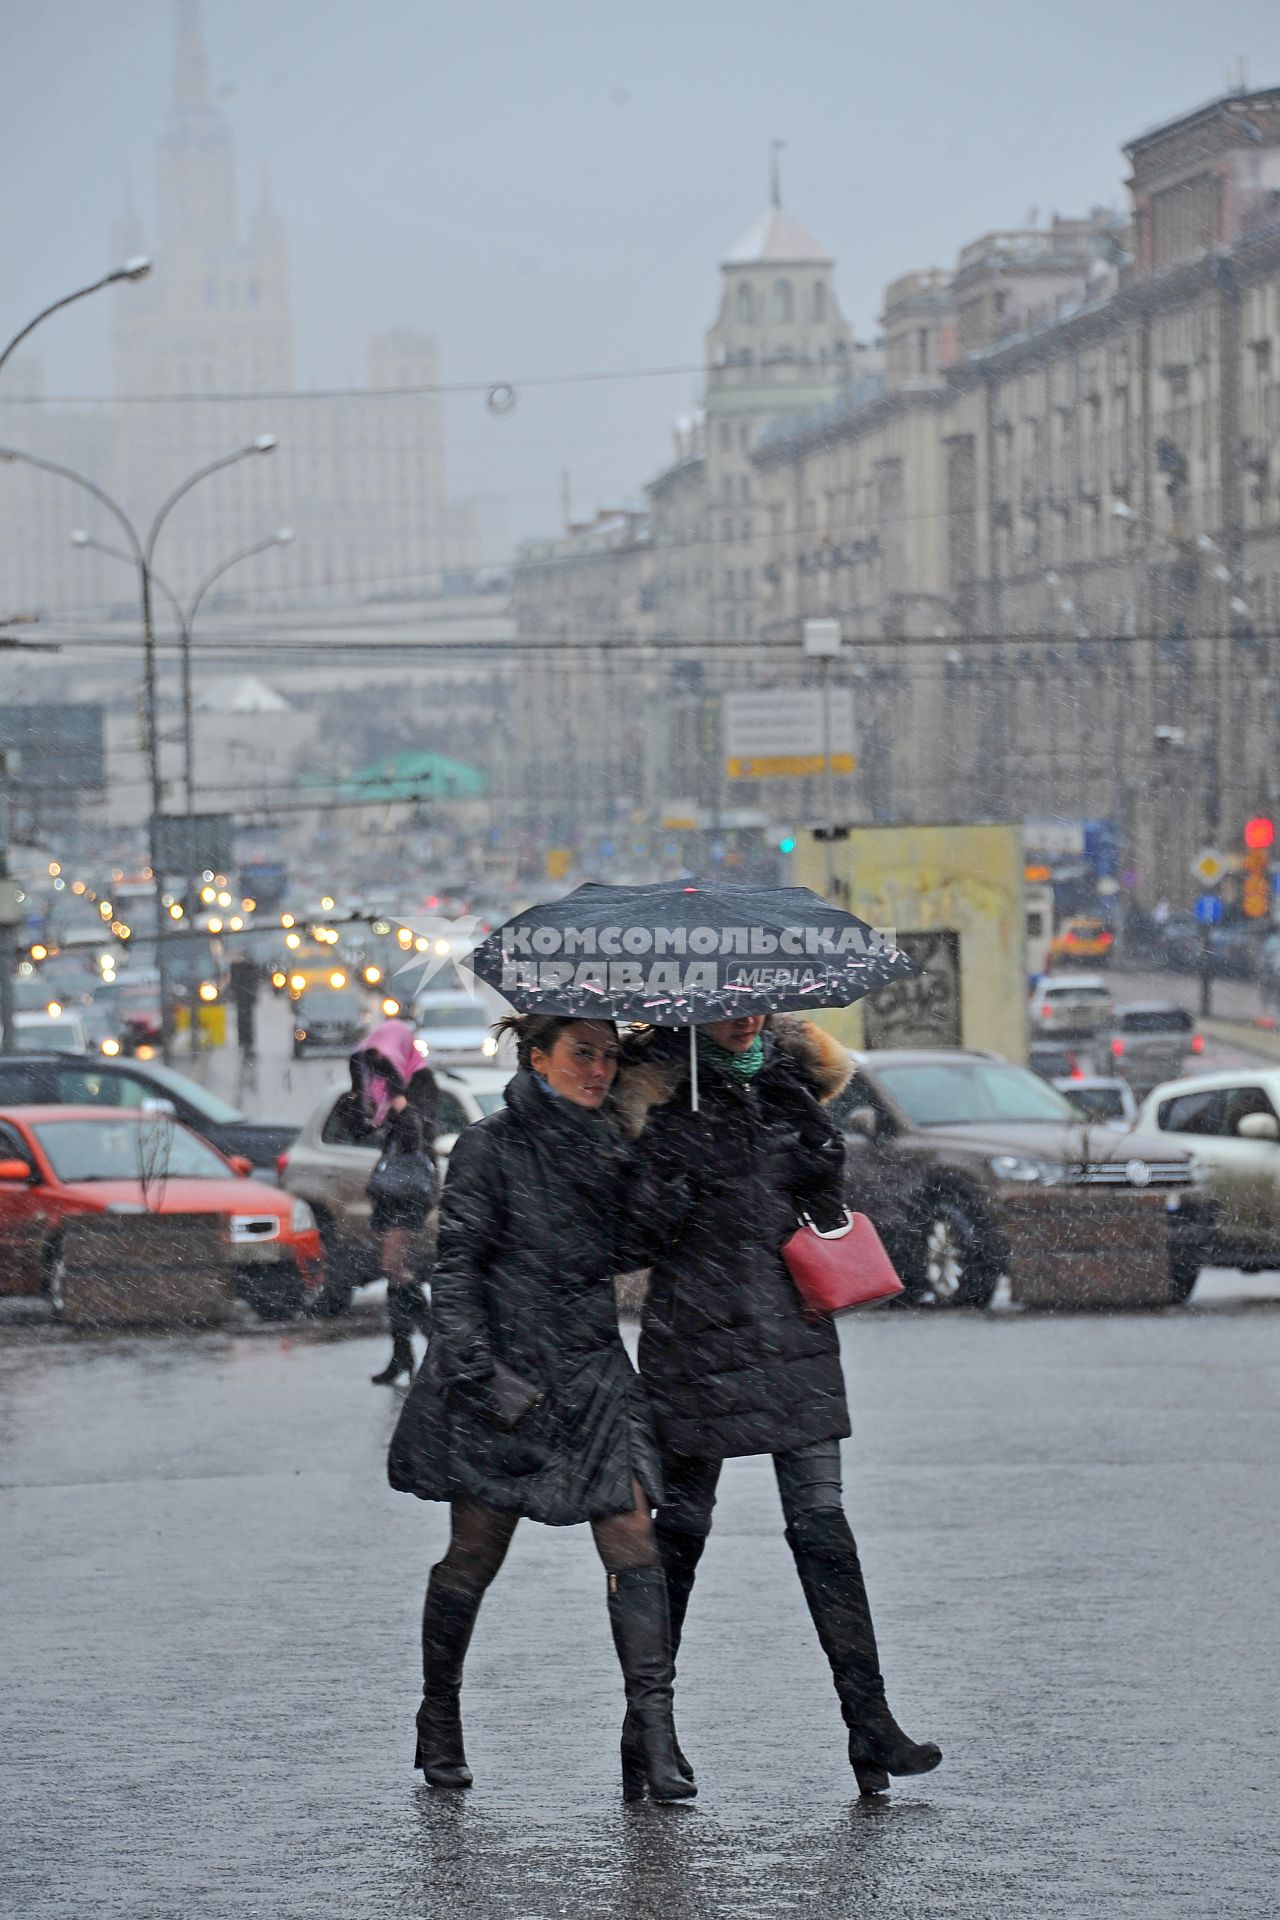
[[794, 823, 1027, 1060]]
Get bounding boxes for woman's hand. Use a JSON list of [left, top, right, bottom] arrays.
[[390, 1094, 408, 1113]]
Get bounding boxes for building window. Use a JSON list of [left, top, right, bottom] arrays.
[[736, 282, 756, 325], [773, 279, 794, 323], [739, 423, 750, 450], [812, 281, 828, 322], [720, 422, 732, 450], [723, 516, 734, 542]]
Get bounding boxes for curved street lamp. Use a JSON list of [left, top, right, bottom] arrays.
[[0, 436, 277, 1060], [71, 522, 295, 816], [0, 259, 152, 379]]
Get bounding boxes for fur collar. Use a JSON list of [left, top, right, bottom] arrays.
[[611, 1015, 851, 1140]]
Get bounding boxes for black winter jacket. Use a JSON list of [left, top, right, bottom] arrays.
[[387, 1069, 662, 1525], [614, 1016, 852, 1461]]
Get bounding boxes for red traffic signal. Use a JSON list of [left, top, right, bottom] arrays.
[[1244, 816, 1276, 851]]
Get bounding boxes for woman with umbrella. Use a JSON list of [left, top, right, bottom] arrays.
[[387, 1012, 694, 1803], [614, 1007, 942, 1796]]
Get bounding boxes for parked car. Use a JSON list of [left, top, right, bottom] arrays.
[[1053, 1076, 1140, 1130], [832, 1050, 1207, 1308], [1097, 1001, 1202, 1096], [279, 1064, 513, 1313], [1136, 1069, 1280, 1290], [291, 987, 372, 1057], [0, 1106, 323, 1320], [1029, 974, 1114, 1039], [1046, 916, 1114, 968], [0, 1053, 296, 1177], [411, 989, 499, 1067]]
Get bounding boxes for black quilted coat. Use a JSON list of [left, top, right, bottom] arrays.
[[614, 1017, 852, 1461], [388, 1069, 661, 1525]]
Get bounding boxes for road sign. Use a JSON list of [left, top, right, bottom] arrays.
[[1194, 894, 1225, 926], [723, 687, 855, 780], [1191, 848, 1225, 886]]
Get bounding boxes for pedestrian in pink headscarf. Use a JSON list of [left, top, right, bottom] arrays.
[[349, 1020, 440, 1384]]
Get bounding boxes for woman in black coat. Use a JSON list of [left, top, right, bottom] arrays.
[[387, 1013, 694, 1803], [615, 1011, 941, 1796], [342, 1021, 440, 1386]]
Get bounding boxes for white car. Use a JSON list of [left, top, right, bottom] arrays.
[[13, 1009, 90, 1054], [1053, 1075, 1140, 1131], [279, 1062, 513, 1312], [1029, 974, 1114, 1039], [1137, 1068, 1280, 1283], [411, 989, 500, 1067]]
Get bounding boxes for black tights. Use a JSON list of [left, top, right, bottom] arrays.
[[433, 1479, 658, 1595]]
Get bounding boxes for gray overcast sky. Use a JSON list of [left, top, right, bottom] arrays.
[[3, 0, 1280, 563]]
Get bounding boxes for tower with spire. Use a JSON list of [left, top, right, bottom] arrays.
[[702, 161, 856, 642]]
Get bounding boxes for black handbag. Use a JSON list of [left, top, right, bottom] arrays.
[[451, 1360, 545, 1430], [367, 1138, 438, 1210]]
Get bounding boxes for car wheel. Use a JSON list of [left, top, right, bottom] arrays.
[[913, 1195, 1000, 1309], [239, 1266, 305, 1322], [1168, 1251, 1200, 1305]]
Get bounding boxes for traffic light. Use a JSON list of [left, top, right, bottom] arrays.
[[1242, 817, 1275, 918], [778, 835, 797, 855]]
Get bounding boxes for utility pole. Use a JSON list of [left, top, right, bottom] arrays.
[[804, 617, 843, 898], [0, 749, 19, 1052]]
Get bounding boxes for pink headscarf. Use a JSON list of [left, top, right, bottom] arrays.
[[354, 1018, 423, 1127]]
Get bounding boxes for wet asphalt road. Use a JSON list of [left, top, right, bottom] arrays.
[[3, 1298, 1278, 1920]]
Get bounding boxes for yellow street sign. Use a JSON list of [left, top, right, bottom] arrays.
[[725, 753, 857, 780], [1192, 850, 1225, 885], [545, 847, 574, 881]]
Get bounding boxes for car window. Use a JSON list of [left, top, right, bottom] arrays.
[[1045, 985, 1110, 1003], [1116, 1009, 1192, 1035], [0, 1119, 30, 1161], [874, 1060, 1079, 1126], [56, 1066, 129, 1107], [1158, 1090, 1226, 1135], [830, 1072, 892, 1129], [320, 1095, 373, 1147], [473, 1091, 507, 1116], [0, 1063, 42, 1105], [416, 1006, 484, 1030], [113, 1060, 243, 1123], [1066, 1087, 1125, 1121], [436, 1091, 470, 1134], [31, 1117, 232, 1183], [1220, 1085, 1280, 1133]]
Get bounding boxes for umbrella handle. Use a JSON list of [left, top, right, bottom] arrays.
[[689, 1026, 699, 1112]]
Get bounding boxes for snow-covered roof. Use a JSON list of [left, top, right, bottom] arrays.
[[725, 208, 834, 266], [196, 675, 291, 714]]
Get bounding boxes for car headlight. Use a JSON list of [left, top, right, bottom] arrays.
[[290, 1198, 316, 1232], [988, 1153, 1066, 1185], [481, 1035, 498, 1057]]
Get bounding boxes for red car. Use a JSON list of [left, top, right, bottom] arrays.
[[0, 1106, 324, 1320]]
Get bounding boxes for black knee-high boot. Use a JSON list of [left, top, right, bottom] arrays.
[[415, 1567, 482, 1787], [785, 1509, 941, 1795], [607, 1566, 697, 1803], [653, 1523, 706, 1781]]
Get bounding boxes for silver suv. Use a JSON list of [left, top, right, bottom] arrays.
[[1098, 1002, 1201, 1096], [1029, 974, 1113, 1040]]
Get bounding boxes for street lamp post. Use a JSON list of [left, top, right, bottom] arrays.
[[0, 258, 152, 378], [0, 258, 152, 1050], [71, 524, 294, 819], [0, 438, 278, 1061]]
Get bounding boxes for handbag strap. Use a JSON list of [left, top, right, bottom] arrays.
[[795, 1207, 856, 1241]]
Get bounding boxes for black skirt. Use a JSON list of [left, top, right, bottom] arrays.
[[370, 1193, 431, 1236]]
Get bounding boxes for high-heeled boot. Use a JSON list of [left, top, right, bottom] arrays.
[[415, 1568, 481, 1787], [649, 1523, 705, 1782], [786, 1509, 941, 1797], [372, 1283, 428, 1384], [607, 1566, 697, 1803]]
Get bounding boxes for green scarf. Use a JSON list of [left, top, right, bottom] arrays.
[[697, 1032, 767, 1081]]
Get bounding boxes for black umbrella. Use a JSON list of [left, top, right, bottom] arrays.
[[469, 878, 917, 1107]]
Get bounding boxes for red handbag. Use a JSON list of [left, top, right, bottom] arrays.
[[782, 1209, 905, 1316]]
